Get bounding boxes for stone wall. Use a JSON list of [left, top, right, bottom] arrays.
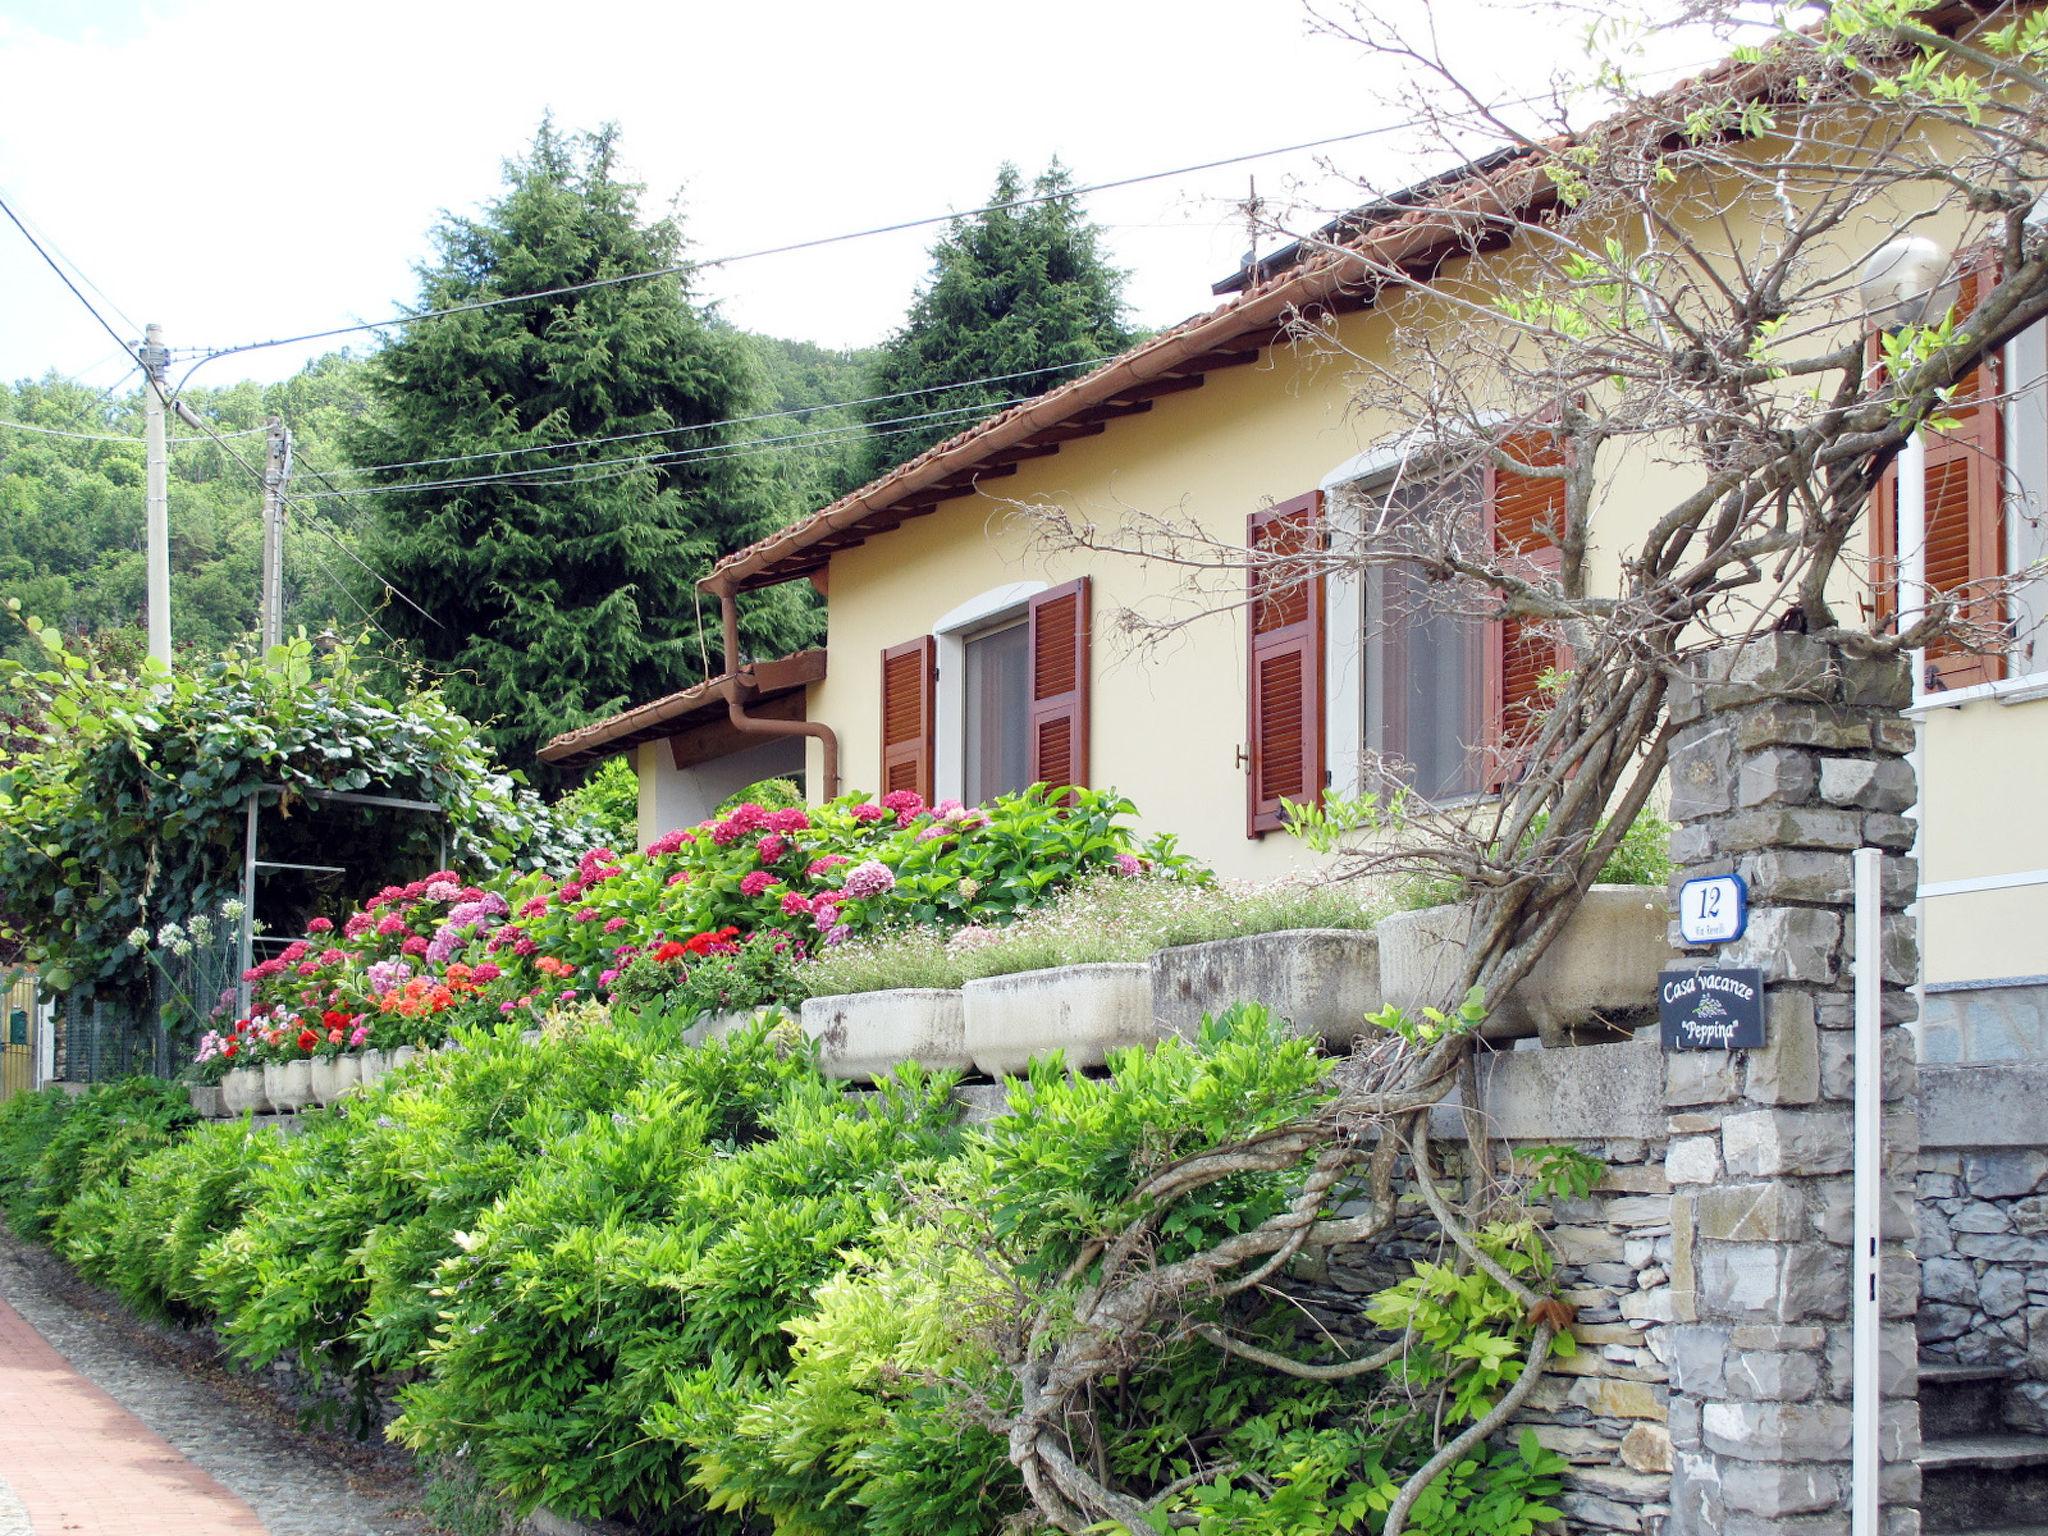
[[1283, 1038, 1677, 1533], [1661, 634, 1922, 1536], [1915, 1061, 2048, 1432]]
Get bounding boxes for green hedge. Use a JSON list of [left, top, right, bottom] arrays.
[[0, 1009, 1565, 1536]]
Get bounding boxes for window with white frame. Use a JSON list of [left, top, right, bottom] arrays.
[[1343, 468, 1490, 806], [962, 617, 1032, 803]]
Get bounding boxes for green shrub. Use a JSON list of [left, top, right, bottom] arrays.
[[3, 1008, 1571, 1536], [56, 1117, 271, 1319], [391, 1047, 963, 1529], [0, 1078, 193, 1239], [200, 1011, 671, 1380]]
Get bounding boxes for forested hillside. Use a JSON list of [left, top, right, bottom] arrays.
[[0, 332, 876, 675], [0, 354, 372, 666]]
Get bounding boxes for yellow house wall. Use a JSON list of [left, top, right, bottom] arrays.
[[1918, 695, 2048, 985], [794, 177, 2041, 981], [802, 302, 1684, 881]]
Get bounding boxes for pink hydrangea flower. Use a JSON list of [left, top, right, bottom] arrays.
[[343, 912, 375, 940], [573, 907, 600, 923], [807, 854, 850, 876], [740, 870, 777, 898], [376, 914, 407, 937], [306, 917, 334, 934], [513, 937, 538, 957], [599, 969, 619, 988], [810, 899, 841, 931], [916, 825, 950, 843], [756, 833, 788, 863], [840, 860, 896, 899], [824, 923, 852, 946], [880, 789, 924, 816], [519, 895, 550, 919], [645, 829, 688, 857], [667, 871, 689, 887], [604, 916, 628, 933], [780, 891, 812, 917], [279, 941, 310, 964], [472, 962, 502, 984], [318, 948, 346, 965], [765, 807, 811, 833], [297, 961, 319, 977], [423, 879, 461, 902], [1113, 853, 1144, 876], [847, 803, 887, 825], [401, 936, 429, 957]]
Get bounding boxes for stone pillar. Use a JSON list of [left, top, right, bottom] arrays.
[[1661, 634, 1921, 1536]]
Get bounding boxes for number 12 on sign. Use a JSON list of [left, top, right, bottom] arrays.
[[1677, 874, 1747, 946]]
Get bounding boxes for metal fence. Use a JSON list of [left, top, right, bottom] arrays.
[[1, 970, 42, 1101]]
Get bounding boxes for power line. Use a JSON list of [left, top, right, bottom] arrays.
[[284, 446, 447, 628], [0, 194, 145, 338], [0, 192, 153, 391], [177, 117, 1474, 384], [297, 395, 1016, 502], [326, 357, 1106, 480], [0, 417, 143, 443]]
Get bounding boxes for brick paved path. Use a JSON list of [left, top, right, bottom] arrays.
[[0, 1239, 436, 1536], [0, 1294, 266, 1534]]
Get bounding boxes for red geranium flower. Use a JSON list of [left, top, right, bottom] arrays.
[[296, 1028, 319, 1052]]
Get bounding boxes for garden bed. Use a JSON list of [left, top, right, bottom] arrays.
[[1151, 927, 1381, 1049], [1377, 884, 1670, 1043]]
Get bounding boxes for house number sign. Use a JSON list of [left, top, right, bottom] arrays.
[[1676, 873, 1748, 946], [1659, 965, 1766, 1051]]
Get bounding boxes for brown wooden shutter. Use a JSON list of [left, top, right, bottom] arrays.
[[1027, 578, 1090, 794], [1246, 492, 1326, 837], [1484, 432, 1568, 788], [879, 636, 935, 802], [1872, 254, 2007, 688]]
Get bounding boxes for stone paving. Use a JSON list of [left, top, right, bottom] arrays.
[[0, 1237, 438, 1536]]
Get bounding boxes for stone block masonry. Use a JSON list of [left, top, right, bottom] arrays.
[[1662, 634, 1921, 1536], [1915, 1062, 2048, 1432], [1286, 1127, 1678, 1534]]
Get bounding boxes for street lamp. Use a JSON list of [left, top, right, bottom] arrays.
[[1858, 235, 1958, 699]]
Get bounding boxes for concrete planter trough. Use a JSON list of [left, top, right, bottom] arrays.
[[263, 1059, 313, 1113], [1376, 884, 1668, 1044], [308, 1053, 360, 1107], [187, 1084, 225, 1119], [356, 1048, 386, 1092], [801, 990, 970, 1082], [962, 963, 1157, 1078], [221, 1066, 266, 1115], [387, 1045, 420, 1075], [681, 1006, 778, 1047], [1150, 929, 1381, 1049]]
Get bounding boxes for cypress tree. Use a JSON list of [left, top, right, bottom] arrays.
[[858, 161, 1133, 479], [346, 122, 815, 776]]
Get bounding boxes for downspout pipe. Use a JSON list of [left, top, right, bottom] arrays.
[[715, 582, 840, 798]]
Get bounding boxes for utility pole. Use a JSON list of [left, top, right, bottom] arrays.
[[259, 416, 292, 648], [138, 323, 171, 665]]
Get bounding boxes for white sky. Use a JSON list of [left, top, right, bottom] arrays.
[[0, 0, 1710, 393]]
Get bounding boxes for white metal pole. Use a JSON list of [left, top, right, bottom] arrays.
[[141, 323, 171, 666], [1898, 428, 1927, 703], [1851, 845, 1885, 1536]]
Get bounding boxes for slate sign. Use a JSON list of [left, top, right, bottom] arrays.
[[1659, 966, 1766, 1050]]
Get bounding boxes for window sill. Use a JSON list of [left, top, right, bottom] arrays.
[[1903, 669, 2048, 715]]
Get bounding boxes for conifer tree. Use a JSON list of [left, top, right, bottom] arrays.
[[858, 161, 1132, 479], [347, 122, 815, 776]]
